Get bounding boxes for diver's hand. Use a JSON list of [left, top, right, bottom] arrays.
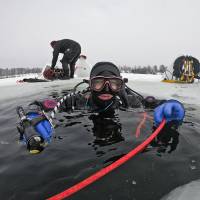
[[154, 100, 185, 127]]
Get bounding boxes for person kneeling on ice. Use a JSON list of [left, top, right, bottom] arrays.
[[16, 62, 185, 154], [49, 39, 81, 79]]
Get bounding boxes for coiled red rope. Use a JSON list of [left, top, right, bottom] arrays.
[[135, 112, 153, 138], [47, 119, 166, 200]]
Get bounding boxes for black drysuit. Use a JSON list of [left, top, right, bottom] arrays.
[[62, 89, 179, 151], [25, 87, 179, 153], [51, 39, 81, 78]]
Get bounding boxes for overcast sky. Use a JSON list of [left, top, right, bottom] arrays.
[[0, 0, 200, 68]]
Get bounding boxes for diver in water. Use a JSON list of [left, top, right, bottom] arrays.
[[16, 62, 185, 154], [49, 39, 81, 79], [89, 113, 124, 148], [149, 121, 180, 155]]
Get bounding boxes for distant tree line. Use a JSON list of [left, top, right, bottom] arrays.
[[119, 65, 167, 74], [0, 67, 42, 78], [0, 64, 167, 79]]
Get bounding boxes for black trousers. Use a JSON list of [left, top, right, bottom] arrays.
[[61, 48, 81, 78]]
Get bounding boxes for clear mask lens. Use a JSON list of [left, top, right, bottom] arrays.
[[91, 77, 123, 92]]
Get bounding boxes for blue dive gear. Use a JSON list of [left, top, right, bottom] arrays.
[[16, 106, 53, 154], [154, 100, 185, 127]]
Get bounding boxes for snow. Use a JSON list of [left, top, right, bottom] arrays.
[[0, 73, 39, 86], [74, 57, 91, 78], [123, 73, 200, 106], [1, 72, 200, 106]]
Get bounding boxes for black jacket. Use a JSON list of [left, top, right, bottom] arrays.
[[51, 39, 81, 68]]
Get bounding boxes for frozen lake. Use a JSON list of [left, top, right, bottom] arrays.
[[0, 73, 200, 200]]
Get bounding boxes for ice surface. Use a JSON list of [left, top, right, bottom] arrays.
[[161, 180, 200, 200], [122, 73, 200, 106], [0, 72, 200, 199], [0, 73, 39, 86], [1, 73, 200, 106]]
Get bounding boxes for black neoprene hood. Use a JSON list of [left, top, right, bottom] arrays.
[[90, 62, 121, 78]]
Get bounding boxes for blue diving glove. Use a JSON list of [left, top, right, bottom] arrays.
[[154, 100, 185, 127]]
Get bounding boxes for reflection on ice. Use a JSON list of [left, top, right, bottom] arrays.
[[161, 180, 200, 200]]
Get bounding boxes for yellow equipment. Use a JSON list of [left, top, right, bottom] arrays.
[[162, 55, 200, 84]]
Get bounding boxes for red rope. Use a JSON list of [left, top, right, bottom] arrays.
[[135, 112, 148, 138], [47, 119, 166, 200], [135, 113, 154, 138]]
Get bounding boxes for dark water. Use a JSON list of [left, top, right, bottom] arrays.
[[0, 82, 200, 200]]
